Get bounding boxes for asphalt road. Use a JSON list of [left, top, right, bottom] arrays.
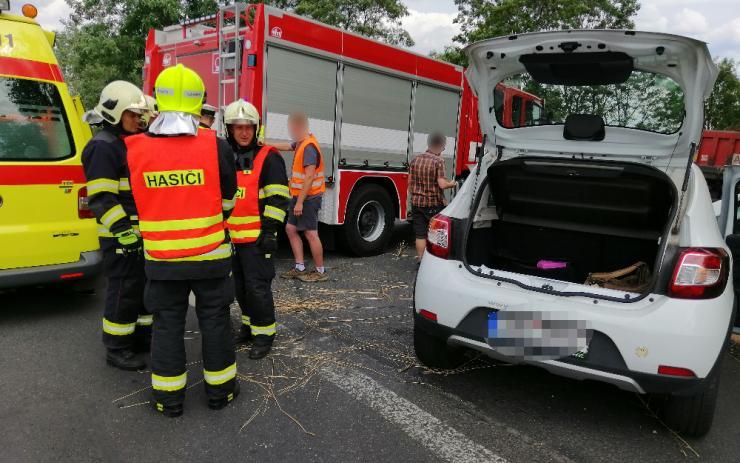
[[1, 223, 739, 463]]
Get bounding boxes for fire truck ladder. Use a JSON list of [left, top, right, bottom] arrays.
[[216, 2, 249, 134]]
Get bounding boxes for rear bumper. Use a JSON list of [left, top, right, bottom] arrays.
[[0, 251, 103, 289], [414, 311, 714, 396]]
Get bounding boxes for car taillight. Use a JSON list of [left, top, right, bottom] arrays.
[[78, 187, 94, 219], [668, 247, 728, 299], [658, 365, 696, 377], [427, 214, 451, 259]]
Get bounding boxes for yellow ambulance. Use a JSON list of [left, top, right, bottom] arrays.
[[0, 2, 100, 288]]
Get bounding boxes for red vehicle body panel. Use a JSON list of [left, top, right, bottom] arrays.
[[696, 130, 740, 173]]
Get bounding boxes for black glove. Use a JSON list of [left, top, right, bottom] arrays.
[[257, 230, 278, 254], [114, 228, 142, 255]]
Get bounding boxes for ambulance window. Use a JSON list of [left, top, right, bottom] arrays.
[[0, 77, 74, 161]]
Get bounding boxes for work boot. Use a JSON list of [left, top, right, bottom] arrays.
[[248, 343, 272, 360], [153, 401, 183, 418], [280, 267, 306, 279], [234, 326, 253, 345], [208, 381, 240, 410], [106, 349, 146, 371], [297, 270, 329, 283]]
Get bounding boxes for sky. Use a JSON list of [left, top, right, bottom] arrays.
[[12, 0, 740, 62]]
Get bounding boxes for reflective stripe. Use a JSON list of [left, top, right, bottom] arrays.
[[291, 171, 324, 180], [229, 229, 261, 240], [241, 315, 251, 326], [264, 205, 286, 222], [119, 178, 131, 191], [311, 179, 324, 187], [226, 215, 260, 226], [203, 363, 237, 385], [263, 184, 290, 198], [98, 224, 139, 238], [136, 314, 153, 326], [222, 198, 235, 211], [100, 204, 127, 228], [251, 323, 276, 336], [289, 182, 302, 190], [145, 243, 232, 262], [139, 213, 223, 232], [130, 215, 139, 221], [87, 178, 119, 196], [152, 372, 187, 392], [144, 229, 224, 251], [102, 318, 136, 336], [258, 189, 266, 199]]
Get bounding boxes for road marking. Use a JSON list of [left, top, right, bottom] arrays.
[[323, 366, 507, 463]]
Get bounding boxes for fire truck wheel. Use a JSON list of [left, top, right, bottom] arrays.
[[342, 184, 395, 256]]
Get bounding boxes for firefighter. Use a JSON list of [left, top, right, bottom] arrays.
[[224, 99, 290, 359], [200, 104, 217, 129], [82, 81, 152, 371], [143, 94, 159, 129], [126, 64, 239, 417]]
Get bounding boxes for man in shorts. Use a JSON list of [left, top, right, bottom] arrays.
[[271, 112, 328, 282], [409, 132, 458, 261]]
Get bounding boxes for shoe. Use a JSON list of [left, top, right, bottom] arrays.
[[234, 327, 253, 345], [106, 349, 146, 371], [153, 401, 183, 418], [297, 270, 329, 282], [208, 381, 240, 410], [248, 343, 272, 360], [280, 267, 306, 279]]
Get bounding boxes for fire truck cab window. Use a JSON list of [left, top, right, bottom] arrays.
[[511, 96, 523, 128], [0, 77, 74, 161]]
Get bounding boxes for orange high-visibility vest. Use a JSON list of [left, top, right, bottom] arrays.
[[126, 130, 227, 261], [227, 145, 273, 244], [289, 134, 325, 197]]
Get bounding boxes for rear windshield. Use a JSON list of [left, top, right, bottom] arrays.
[[0, 77, 74, 161], [495, 71, 685, 134]]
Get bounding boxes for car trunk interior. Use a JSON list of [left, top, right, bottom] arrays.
[[465, 157, 677, 289]]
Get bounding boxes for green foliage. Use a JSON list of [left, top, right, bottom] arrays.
[[434, 0, 640, 67], [705, 58, 740, 131]]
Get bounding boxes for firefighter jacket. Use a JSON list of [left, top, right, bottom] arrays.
[[289, 134, 325, 197], [81, 125, 138, 239], [125, 130, 237, 280], [226, 140, 290, 245]]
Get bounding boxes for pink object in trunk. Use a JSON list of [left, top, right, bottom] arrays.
[[537, 260, 568, 270]]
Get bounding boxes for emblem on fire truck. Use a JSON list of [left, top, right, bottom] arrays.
[[163, 53, 172, 66], [270, 26, 283, 39]]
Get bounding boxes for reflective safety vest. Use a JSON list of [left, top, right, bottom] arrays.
[[126, 130, 227, 261], [289, 134, 325, 197], [227, 145, 272, 244]]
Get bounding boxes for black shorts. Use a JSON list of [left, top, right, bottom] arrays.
[[287, 195, 322, 231], [411, 205, 443, 239]]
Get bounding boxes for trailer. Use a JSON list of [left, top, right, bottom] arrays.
[[695, 129, 740, 199], [142, 3, 540, 255]]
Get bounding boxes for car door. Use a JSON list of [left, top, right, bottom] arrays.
[[718, 165, 740, 333]]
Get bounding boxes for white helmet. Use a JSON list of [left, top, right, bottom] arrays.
[[223, 99, 260, 127], [93, 81, 149, 125]]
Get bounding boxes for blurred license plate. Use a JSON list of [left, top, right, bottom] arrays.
[[486, 311, 591, 360]]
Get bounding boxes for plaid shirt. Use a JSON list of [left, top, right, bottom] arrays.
[[409, 151, 446, 207]]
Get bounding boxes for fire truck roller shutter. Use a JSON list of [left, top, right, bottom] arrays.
[[264, 46, 337, 187], [412, 84, 461, 202], [340, 66, 412, 169]]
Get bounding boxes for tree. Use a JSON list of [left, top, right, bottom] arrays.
[[436, 0, 640, 66], [705, 58, 740, 131]]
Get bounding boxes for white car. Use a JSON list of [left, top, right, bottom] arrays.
[[414, 30, 736, 437]]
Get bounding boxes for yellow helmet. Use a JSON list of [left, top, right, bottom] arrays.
[[142, 94, 158, 126], [154, 64, 205, 116], [94, 81, 149, 125], [224, 99, 260, 126]]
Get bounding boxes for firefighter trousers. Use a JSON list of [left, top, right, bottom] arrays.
[[232, 245, 276, 345], [100, 239, 150, 350], [145, 276, 237, 406]]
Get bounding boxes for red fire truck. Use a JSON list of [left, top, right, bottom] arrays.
[[142, 3, 542, 255]]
